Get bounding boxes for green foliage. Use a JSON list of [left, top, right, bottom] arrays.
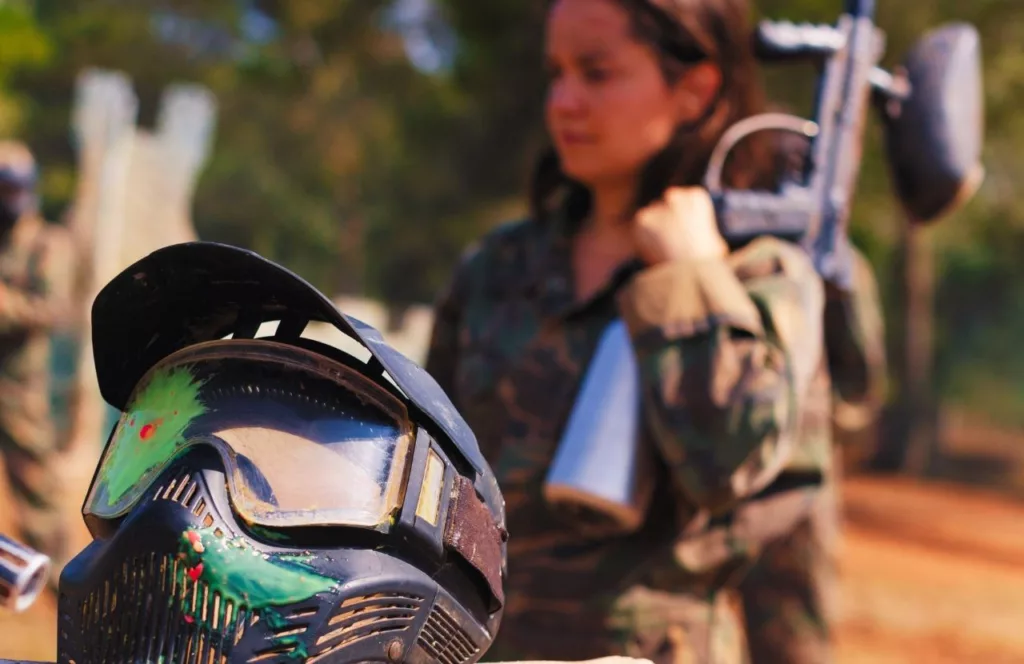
[[0, 1, 52, 134]]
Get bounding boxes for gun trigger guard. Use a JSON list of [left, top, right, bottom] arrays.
[[704, 113, 819, 193]]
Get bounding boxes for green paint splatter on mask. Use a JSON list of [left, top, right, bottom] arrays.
[[98, 365, 208, 508], [248, 524, 293, 544], [263, 608, 310, 659], [179, 526, 338, 612], [175, 527, 336, 659]]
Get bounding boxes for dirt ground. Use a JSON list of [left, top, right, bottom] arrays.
[[0, 434, 1022, 663]]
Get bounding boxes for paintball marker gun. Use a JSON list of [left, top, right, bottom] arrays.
[[543, 0, 984, 536], [708, 0, 983, 287], [0, 533, 51, 613]]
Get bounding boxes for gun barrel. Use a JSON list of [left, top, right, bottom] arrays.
[[0, 534, 51, 612], [844, 0, 876, 18]]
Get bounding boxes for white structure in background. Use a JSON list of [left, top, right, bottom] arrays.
[[63, 68, 435, 459], [66, 69, 216, 454], [301, 297, 435, 367], [119, 83, 214, 263]]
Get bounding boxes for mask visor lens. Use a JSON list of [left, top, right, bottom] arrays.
[[84, 341, 413, 529]]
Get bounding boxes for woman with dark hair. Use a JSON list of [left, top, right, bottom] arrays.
[[426, 0, 831, 662]]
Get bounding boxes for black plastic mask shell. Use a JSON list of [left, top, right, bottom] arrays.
[[90, 241, 504, 530], [60, 454, 494, 663]]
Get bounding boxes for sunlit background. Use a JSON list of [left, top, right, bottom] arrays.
[[0, 0, 1022, 662]]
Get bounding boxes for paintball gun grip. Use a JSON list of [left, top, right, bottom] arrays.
[[0, 534, 51, 612], [713, 190, 816, 247]]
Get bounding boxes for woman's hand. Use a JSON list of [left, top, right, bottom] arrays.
[[633, 186, 727, 264]]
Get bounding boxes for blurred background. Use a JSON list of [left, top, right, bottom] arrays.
[[0, 0, 1022, 662]]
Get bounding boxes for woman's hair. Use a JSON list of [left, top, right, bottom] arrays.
[[529, 0, 776, 225]]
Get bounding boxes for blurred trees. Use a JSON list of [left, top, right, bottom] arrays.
[[13, 0, 455, 297], [0, 1, 52, 136], [0, 0, 1020, 432]]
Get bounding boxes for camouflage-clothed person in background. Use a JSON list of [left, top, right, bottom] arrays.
[[0, 141, 73, 572], [426, 211, 831, 664], [737, 246, 887, 664]]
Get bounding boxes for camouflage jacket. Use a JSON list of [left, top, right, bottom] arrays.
[[0, 213, 73, 395], [425, 215, 837, 656]]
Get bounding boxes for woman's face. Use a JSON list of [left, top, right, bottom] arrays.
[[545, 0, 707, 189]]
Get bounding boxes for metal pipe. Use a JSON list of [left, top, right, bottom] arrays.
[[0, 534, 51, 612]]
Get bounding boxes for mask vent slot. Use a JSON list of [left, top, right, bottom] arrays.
[[150, 468, 216, 527], [153, 468, 200, 510], [308, 592, 423, 661], [244, 607, 317, 662], [63, 552, 252, 664], [417, 603, 480, 664]]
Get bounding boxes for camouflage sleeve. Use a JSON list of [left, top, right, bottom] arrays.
[[424, 244, 478, 399], [0, 280, 59, 332], [825, 247, 888, 432], [616, 237, 825, 516], [0, 224, 74, 334]]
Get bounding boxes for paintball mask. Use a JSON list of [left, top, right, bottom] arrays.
[[59, 242, 507, 664]]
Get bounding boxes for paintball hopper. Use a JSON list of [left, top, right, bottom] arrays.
[[0, 533, 51, 612], [882, 23, 985, 223]]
